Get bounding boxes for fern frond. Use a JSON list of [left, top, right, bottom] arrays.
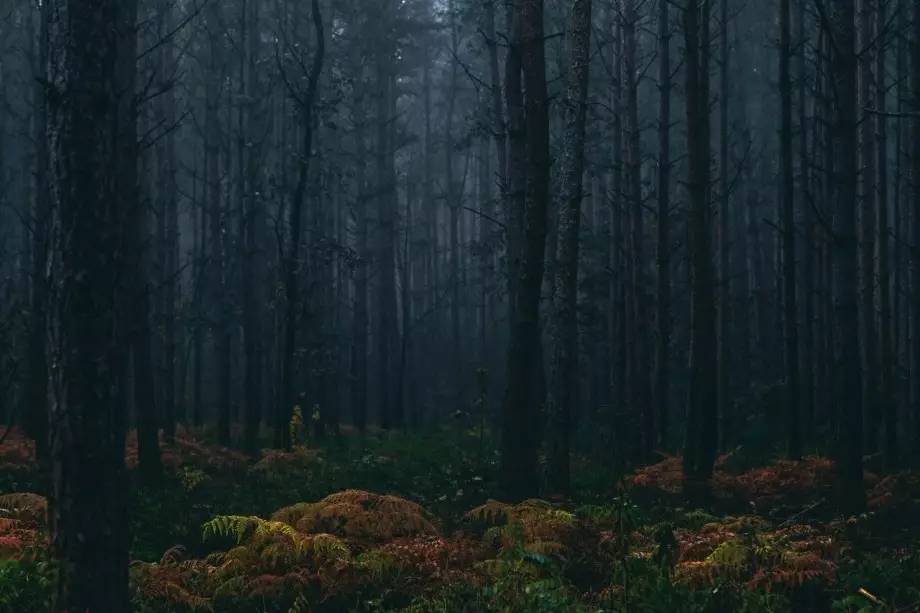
[[0, 493, 47, 524]]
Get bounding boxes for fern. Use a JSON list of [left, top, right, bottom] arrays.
[[202, 515, 299, 545], [0, 494, 47, 525]]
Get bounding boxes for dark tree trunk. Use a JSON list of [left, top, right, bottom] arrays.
[[718, 0, 732, 450], [277, 0, 325, 448], [780, 0, 801, 458], [876, 0, 896, 469], [446, 0, 462, 400], [23, 0, 51, 461], [831, 0, 865, 511], [46, 0, 134, 609], [624, 0, 652, 458], [859, 0, 879, 454], [546, 0, 591, 496], [799, 0, 815, 447], [655, 0, 672, 449], [351, 103, 369, 433], [205, 0, 231, 446], [156, 0, 178, 445], [241, 0, 264, 455], [682, 0, 718, 486], [501, 0, 549, 500], [911, 0, 920, 455]]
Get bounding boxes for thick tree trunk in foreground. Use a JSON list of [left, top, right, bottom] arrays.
[[546, 0, 591, 496], [46, 0, 134, 609]]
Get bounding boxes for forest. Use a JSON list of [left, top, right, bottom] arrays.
[[1, 0, 920, 611]]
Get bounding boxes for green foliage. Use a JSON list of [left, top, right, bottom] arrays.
[[0, 558, 52, 613], [8, 428, 920, 612], [833, 547, 920, 612]]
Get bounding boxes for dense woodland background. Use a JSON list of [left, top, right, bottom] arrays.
[[1, 0, 920, 610]]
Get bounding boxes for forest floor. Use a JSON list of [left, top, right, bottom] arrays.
[[1, 426, 920, 612]]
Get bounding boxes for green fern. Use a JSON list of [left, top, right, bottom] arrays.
[[202, 515, 299, 545]]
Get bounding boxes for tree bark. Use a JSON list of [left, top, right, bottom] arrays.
[[911, 0, 920, 456], [277, 0, 325, 448], [831, 0, 865, 511], [780, 0, 801, 458], [682, 0, 718, 486], [23, 0, 51, 461], [46, 0, 134, 608], [655, 0, 672, 449], [546, 0, 591, 496], [501, 0, 549, 500], [875, 0, 896, 469], [859, 0, 879, 454]]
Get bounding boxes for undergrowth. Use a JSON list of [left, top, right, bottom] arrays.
[[2, 426, 920, 611]]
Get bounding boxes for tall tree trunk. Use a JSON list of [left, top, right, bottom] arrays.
[[46, 0, 134, 608], [718, 0, 732, 450], [446, 0, 462, 400], [655, 0, 672, 449], [485, 0, 507, 196], [623, 0, 652, 458], [504, 0, 525, 332], [859, 0, 879, 453], [799, 0, 816, 448], [832, 0, 865, 511], [192, 149, 206, 428], [546, 0, 591, 496], [156, 0, 178, 445], [277, 0, 325, 448], [611, 9, 627, 448], [876, 0, 896, 469], [683, 0, 718, 487], [205, 1, 231, 446], [351, 103, 369, 433], [241, 0, 264, 455], [780, 0, 801, 458], [501, 0, 549, 500], [911, 0, 920, 455], [23, 0, 51, 460]]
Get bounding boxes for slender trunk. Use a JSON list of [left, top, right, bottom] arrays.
[[718, 0, 732, 450], [911, 0, 920, 455], [278, 0, 325, 448], [655, 0, 672, 449], [24, 0, 50, 460], [799, 0, 815, 447], [241, 0, 264, 455], [351, 107, 369, 432], [780, 0, 801, 458], [859, 0, 879, 453], [447, 0, 462, 397], [875, 0, 896, 468], [546, 0, 591, 495], [683, 0, 718, 485], [623, 0, 652, 458], [157, 0, 178, 444], [832, 0, 865, 510]]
